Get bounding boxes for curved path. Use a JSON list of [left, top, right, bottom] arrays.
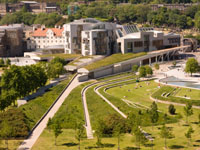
[[81, 75, 134, 139], [18, 75, 83, 150]]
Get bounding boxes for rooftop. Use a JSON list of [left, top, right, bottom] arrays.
[[32, 28, 64, 37]]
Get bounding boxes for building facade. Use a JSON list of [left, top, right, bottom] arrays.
[[0, 24, 24, 57], [28, 18, 181, 56], [116, 25, 180, 54]]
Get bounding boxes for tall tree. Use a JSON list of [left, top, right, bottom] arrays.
[[132, 65, 139, 73], [145, 65, 153, 76], [95, 119, 104, 147], [139, 66, 146, 78], [113, 123, 123, 150], [53, 122, 63, 146], [149, 101, 159, 129], [132, 124, 147, 148], [185, 126, 194, 147], [184, 58, 199, 76], [75, 123, 84, 150], [184, 102, 193, 124], [160, 124, 173, 149]]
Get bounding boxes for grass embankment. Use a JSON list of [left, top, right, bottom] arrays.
[[51, 82, 91, 129], [85, 52, 147, 71], [152, 86, 200, 106], [39, 53, 80, 59], [20, 75, 72, 129]]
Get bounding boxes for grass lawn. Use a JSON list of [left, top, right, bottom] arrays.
[[67, 55, 94, 66], [175, 88, 200, 100], [20, 75, 73, 129], [39, 53, 80, 59], [84, 52, 146, 71], [0, 139, 23, 150]]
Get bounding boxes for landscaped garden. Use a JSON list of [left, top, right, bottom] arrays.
[[84, 52, 147, 71], [32, 72, 200, 150]]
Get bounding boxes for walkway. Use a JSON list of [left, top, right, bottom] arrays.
[[18, 75, 83, 150]]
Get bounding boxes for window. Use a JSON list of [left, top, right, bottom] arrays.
[[127, 42, 133, 52], [134, 41, 143, 47]]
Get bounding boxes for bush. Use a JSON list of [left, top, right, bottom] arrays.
[[154, 63, 159, 70], [168, 104, 176, 115], [132, 65, 139, 72]]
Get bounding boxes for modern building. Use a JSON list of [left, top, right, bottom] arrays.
[[0, 24, 25, 57], [28, 18, 181, 56], [116, 25, 180, 54], [63, 18, 117, 56]]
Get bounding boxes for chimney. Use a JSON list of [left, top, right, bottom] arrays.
[[41, 25, 45, 30]]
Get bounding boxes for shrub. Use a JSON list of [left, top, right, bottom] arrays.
[[168, 104, 176, 115], [154, 63, 159, 70]]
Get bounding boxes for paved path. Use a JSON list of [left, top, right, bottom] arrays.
[[150, 96, 200, 109], [18, 75, 83, 150]]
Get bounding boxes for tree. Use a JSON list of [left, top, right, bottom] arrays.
[[145, 65, 153, 76], [47, 118, 53, 132], [113, 123, 123, 150], [47, 61, 64, 79], [5, 59, 11, 66], [75, 123, 84, 150], [184, 102, 193, 124], [172, 61, 176, 67], [184, 58, 199, 76], [139, 66, 146, 78], [132, 65, 139, 73], [95, 119, 104, 147], [0, 121, 13, 150], [154, 63, 159, 70], [185, 126, 194, 147], [53, 122, 62, 146], [149, 102, 159, 129], [160, 124, 173, 149], [132, 124, 147, 148], [168, 104, 176, 115], [0, 58, 4, 66]]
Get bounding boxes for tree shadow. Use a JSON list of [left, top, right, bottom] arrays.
[[194, 144, 200, 147], [144, 143, 155, 147], [169, 145, 185, 149], [191, 121, 199, 124], [124, 146, 141, 150], [85, 143, 115, 149], [195, 140, 200, 143], [182, 124, 189, 126], [62, 142, 78, 147]]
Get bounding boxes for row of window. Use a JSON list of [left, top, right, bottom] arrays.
[[127, 40, 164, 49]]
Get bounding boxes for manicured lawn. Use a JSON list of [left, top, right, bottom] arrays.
[[84, 52, 147, 71], [67, 55, 94, 66], [39, 53, 80, 59], [20, 75, 73, 129], [0, 139, 23, 150], [175, 88, 200, 100]]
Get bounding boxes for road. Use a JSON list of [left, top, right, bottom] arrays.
[[18, 75, 83, 150]]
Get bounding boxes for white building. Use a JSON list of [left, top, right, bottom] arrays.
[[116, 25, 180, 54], [63, 18, 117, 56], [27, 19, 181, 56], [27, 26, 65, 50]]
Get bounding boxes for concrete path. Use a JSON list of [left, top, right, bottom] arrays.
[[18, 75, 83, 150]]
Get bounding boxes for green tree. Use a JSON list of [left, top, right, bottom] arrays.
[[132, 124, 147, 148], [139, 66, 146, 78], [47, 62, 64, 79], [168, 104, 176, 115], [0, 58, 4, 66], [185, 58, 199, 76], [113, 123, 123, 150], [145, 65, 153, 76], [0, 121, 13, 150], [154, 63, 159, 70], [47, 118, 53, 132], [132, 65, 139, 73], [5, 59, 11, 66], [160, 124, 173, 149], [75, 123, 84, 150], [149, 102, 159, 129], [184, 102, 193, 124], [185, 126, 194, 147], [53, 122, 63, 146], [95, 119, 104, 147]]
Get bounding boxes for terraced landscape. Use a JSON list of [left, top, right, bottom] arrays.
[[32, 73, 200, 150]]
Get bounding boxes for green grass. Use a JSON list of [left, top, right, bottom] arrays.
[[175, 88, 200, 100], [84, 52, 147, 71], [39, 53, 80, 59], [152, 86, 200, 106], [51, 82, 91, 129], [19, 75, 72, 129], [67, 56, 94, 66]]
